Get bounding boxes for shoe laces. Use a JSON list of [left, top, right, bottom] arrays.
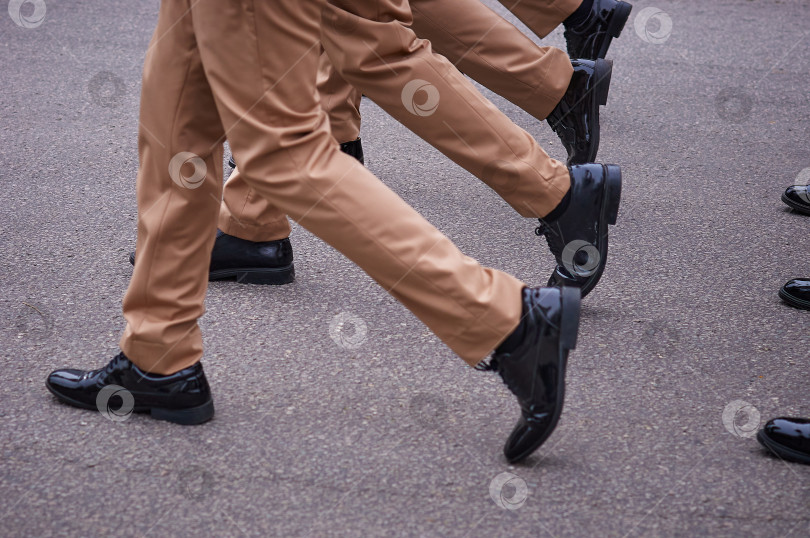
[[476, 354, 525, 401], [475, 356, 500, 372], [535, 220, 564, 260], [563, 25, 599, 56], [84, 352, 127, 380]]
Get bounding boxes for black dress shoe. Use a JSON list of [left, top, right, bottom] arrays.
[[781, 185, 810, 215], [479, 286, 580, 463], [130, 230, 295, 285], [536, 164, 622, 297], [547, 59, 612, 165], [339, 137, 364, 164], [228, 137, 365, 168], [46, 352, 214, 425], [757, 417, 810, 465], [779, 278, 810, 310], [564, 0, 633, 60]]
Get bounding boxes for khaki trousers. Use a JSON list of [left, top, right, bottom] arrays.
[[120, 0, 532, 374], [320, 0, 581, 143], [501, 0, 583, 38], [219, 0, 576, 243]]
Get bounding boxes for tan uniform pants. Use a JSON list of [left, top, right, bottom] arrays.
[[120, 0, 538, 374], [219, 0, 578, 243]]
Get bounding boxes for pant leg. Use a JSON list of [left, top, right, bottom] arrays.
[[500, 0, 582, 38], [221, 0, 574, 242], [140, 0, 526, 368], [410, 0, 572, 121], [322, 0, 570, 219], [317, 49, 363, 144], [218, 48, 362, 243], [120, 0, 227, 374], [218, 167, 292, 242]]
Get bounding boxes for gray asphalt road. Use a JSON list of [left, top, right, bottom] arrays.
[[1, 1, 809, 536]]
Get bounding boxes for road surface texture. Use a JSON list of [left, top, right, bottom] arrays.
[[1, 0, 809, 536]]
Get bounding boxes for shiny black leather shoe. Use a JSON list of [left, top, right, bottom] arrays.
[[547, 58, 612, 165], [228, 137, 365, 168], [339, 138, 365, 164], [757, 417, 810, 465], [564, 0, 632, 60], [479, 286, 580, 463], [779, 278, 810, 310], [536, 163, 621, 298], [46, 352, 214, 425], [781, 185, 810, 215], [130, 230, 295, 285]]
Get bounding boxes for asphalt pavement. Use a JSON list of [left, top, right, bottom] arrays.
[[1, 0, 809, 536]]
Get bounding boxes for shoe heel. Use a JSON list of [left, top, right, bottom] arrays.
[[596, 2, 632, 58], [151, 399, 215, 425], [231, 265, 295, 285], [608, 2, 633, 38], [594, 59, 613, 106], [603, 164, 622, 226], [559, 286, 581, 351]]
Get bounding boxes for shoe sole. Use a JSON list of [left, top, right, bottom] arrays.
[[548, 164, 622, 297], [129, 253, 295, 286], [574, 58, 613, 165], [780, 192, 810, 215], [505, 287, 581, 463], [46, 383, 215, 425], [583, 163, 621, 296], [596, 1, 633, 59], [757, 430, 810, 465], [559, 286, 581, 351], [210, 265, 295, 285], [778, 286, 810, 311], [578, 164, 622, 297]]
